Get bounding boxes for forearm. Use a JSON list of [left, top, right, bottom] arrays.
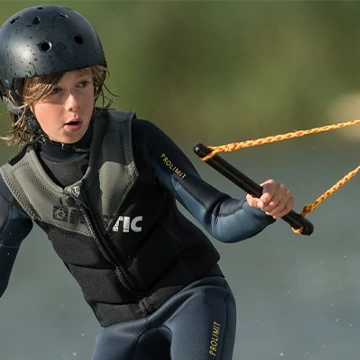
[[133, 119, 276, 243], [0, 244, 20, 297], [173, 180, 276, 242]]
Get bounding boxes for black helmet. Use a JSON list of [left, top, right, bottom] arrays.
[[0, 4, 107, 94]]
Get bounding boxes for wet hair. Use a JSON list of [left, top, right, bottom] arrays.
[[1, 65, 113, 146]]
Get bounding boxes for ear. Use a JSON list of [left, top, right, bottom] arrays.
[[2, 96, 23, 116], [25, 111, 40, 133]]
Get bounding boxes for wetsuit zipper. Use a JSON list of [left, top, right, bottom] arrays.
[[65, 186, 144, 300]]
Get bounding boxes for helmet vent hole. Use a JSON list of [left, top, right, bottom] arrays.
[[39, 41, 52, 52], [74, 36, 83, 45], [10, 16, 20, 24], [58, 12, 69, 19], [32, 16, 41, 25], [37, 7, 44, 10]]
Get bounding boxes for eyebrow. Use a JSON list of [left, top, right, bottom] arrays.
[[75, 71, 91, 78]]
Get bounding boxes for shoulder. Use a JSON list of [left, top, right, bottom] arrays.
[[0, 166, 31, 218], [0, 167, 33, 241], [0, 168, 13, 204], [98, 111, 170, 146], [101, 109, 137, 123], [97, 110, 162, 133], [91, 110, 137, 134], [131, 118, 167, 140]]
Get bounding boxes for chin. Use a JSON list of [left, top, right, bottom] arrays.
[[64, 131, 87, 144], [66, 135, 83, 144]]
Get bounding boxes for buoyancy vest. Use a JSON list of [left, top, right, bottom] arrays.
[[0, 110, 221, 327]]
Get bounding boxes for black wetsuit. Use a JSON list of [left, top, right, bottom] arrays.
[[0, 114, 275, 359]]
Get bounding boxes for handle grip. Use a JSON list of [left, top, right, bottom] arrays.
[[193, 143, 314, 236]]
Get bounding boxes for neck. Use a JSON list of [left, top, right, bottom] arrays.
[[39, 122, 92, 160]]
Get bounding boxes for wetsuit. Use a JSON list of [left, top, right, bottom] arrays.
[[0, 111, 275, 359]]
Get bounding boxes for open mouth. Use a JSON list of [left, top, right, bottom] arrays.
[[66, 119, 81, 126], [64, 119, 83, 132]]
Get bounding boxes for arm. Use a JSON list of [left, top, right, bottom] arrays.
[[132, 119, 277, 243], [0, 174, 33, 297]]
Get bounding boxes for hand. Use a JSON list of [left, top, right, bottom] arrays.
[[245, 179, 294, 219]]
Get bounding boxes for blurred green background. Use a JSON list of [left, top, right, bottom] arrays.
[[1, 1, 360, 360]]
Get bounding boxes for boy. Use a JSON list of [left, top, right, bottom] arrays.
[[0, 5, 294, 360]]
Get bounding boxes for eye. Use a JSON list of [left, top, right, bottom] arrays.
[[50, 87, 61, 95], [78, 80, 90, 87]]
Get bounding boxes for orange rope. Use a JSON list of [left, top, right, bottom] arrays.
[[292, 165, 360, 234], [202, 119, 360, 161], [200, 119, 360, 234]]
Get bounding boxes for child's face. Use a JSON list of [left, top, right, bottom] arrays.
[[32, 69, 95, 144]]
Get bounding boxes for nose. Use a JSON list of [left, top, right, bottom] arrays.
[[65, 92, 80, 112]]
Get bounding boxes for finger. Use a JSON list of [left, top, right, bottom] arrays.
[[261, 187, 281, 212], [266, 196, 288, 217], [269, 195, 295, 218], [246, 193, 263, 208], [259, 179, 276, 205]]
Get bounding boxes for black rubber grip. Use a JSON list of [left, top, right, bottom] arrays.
[[193, 143, 314, 236]]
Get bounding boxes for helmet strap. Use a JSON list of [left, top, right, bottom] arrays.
[[3, 90, 50, 143]]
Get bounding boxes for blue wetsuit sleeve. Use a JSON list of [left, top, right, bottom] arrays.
[[132, 119, 276, 243], [0, 173, 33, 297]]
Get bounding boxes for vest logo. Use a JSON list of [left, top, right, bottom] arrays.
[[64, 185, 81, 198], [53, 205, 143, 233], [53, 206, 86, 225], [112, 216, 143, 233]]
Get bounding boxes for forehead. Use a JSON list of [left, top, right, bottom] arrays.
[[56, 69, 92, 84], [74, 68, 92, 77], [66, 68, 92, 78]]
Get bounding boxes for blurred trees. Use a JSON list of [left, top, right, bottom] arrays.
[[1, 0, 360, 149]]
